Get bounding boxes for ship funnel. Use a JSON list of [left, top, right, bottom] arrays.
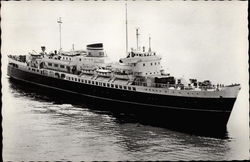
[[86, 43, 104, 57]]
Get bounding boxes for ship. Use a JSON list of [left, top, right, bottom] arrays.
[[7, 13, 241, 133]]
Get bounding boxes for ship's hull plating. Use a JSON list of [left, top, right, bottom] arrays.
[[7, 65, 237, 132]]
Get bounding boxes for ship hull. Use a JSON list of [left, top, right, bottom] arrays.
[[7, 65, 237, 134]]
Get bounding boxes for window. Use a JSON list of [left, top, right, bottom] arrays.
[[37, 69, 39, 72], [143, 63, 145, 66], [103, 83, 106, 86], [78, 79, 80, 82], [111, 84, 114, 88], [128, 87, 131, 90], [123, 86, 127, 90], [96, 82, 98, 85], [88, 80, 91, 84], [60, 65, 65, 68], [79, 58, 81, 61], [54, 64, 58, 67], [151, 63, 153, 66], [155, 62, 157, 65], [92, 81, 94, 84], [119, 85, 122, 89], [75, 78, 77, 81], [61, 74, 66, 79], [107, 83, 110, 87], [132, 87, 136, 91], [115, 85, 118, 88], [48, 63, 52, 66]]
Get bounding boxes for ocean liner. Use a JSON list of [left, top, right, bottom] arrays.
[[7, 13, 241, 131]]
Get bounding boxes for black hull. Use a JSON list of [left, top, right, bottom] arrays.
[[7, 66, 237, 136]]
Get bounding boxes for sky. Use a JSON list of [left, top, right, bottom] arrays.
[[1, 1, 248, 86]]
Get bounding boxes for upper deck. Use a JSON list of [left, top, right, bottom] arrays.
[[8, 55, 241, 99]]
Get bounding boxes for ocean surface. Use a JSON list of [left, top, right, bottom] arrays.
[[2, 75, 249, 161]]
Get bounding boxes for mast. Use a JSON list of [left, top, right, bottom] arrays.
[[125, 3, 128, 56], [57, 17, 63, 51], [149, 35, 151, 52], [136, 28, 140, 51]]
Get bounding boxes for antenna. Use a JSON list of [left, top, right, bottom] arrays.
[[149, 35, 151, 52], [136, 28, 140, 51], [57, 17, 63, 51], [125, 3, 128, 56]]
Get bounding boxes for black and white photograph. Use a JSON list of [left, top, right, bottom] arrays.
[[1, 1, 249, 161]]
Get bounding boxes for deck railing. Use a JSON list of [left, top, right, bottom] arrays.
[[132, 81, 222, 91]]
